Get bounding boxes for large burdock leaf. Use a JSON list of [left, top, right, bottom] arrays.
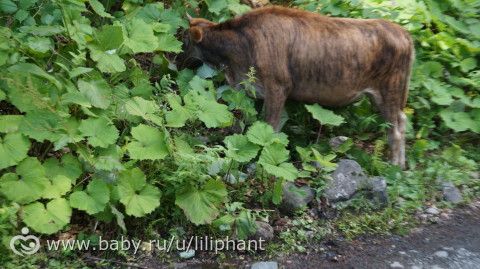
[[77, 79, 113, 109], [125, 96, 163, 126], [124, 19, 158, 53], [258, 143, 298, 181], [22, 198, 72, 234], [184, 90, 233, 128], [70, 179, 110, 215], [116, 168, 161, 217], [43, 154, 83, 184], [246, 121, 288, 146], [0, 157, 49, 204], [224, 134, 259, 162], [88, 0, 113, 18], [157, 33, 182, 53], [126, 124, 168, 160], [88, 25, 126, 73], [79, 117, 119, 148], [164, 94, 194, 128], [41, 175, 72, 199], [0, 132, 30, 170], [305, 104, 344, 126], [175, 179, 228, 225], [19, 111, 64, 142]]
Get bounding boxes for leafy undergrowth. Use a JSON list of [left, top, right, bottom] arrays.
[[0, 0, 479, 266]]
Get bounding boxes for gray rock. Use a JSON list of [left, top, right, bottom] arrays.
[[390, 261, 404, 268], [251, 261, 278, 269], [253, 221, 274, 241], [280, 182, 315, 214], [367, 176, 389, 206], [329, 136, 349, 150], [324, 159, 369, 202], [441, 182, 462, 204], [426, 207, 440, 215], [434, 250, 449, 258]]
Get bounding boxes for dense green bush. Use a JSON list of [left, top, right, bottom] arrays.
[[0, 0, 478, 260]]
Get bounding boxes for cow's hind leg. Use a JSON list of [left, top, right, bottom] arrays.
[[371, 77, 408, 169]]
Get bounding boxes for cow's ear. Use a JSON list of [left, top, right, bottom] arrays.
[[190, 27, 203, 43]]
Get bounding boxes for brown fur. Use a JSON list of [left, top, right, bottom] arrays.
[[184, 6, 414, 168]]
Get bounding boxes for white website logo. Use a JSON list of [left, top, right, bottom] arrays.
[[10, 227, 40, 256]]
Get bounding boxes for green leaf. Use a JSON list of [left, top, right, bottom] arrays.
[[258, 143, 298, 180], [165, 94, 194, 128], [157, 33, 182, 53], [70, 179, 110, 215], [0, 132, 30, 170], [90, 48, 126, 73], [125, 97, 162, 125], [93, 25, 124, 50], [439, 110, 476, 132], [88, 0, 113, 18], [18, 0, 36, 9], [0, 157, 49, 204], [43, 154, 82, 184], [0, 115, 24, 133], [305, 104, 344, 126], [125, 19, 158, 53], [79, 117, 119, 148], [0, 0, 17, 14], [205, 0, 228, 14], [19, 111, 63, 142], [175, 179, 227, 225], [23, 198, 71, 234], [224, 134, 259, 162], [126, 124, 168, 160], [42, 175, 72, 199], [423, 79, 453, 106], [197, 64, 217, 79], [93, 145, 124, 171], [185, 90, 233, 128], [246, 121, 289, 146], [117, 168, 161, 217], [459, 58, 477, 73], [26, 36, 52, 55], [77, 79, 113, 109], [88, 25, 125, 73], [8, 63, 62, 89]]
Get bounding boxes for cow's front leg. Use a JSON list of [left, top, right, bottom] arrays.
[[264, 84, 287, 132]]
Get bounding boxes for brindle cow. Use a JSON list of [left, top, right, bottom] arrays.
[[182, 6, 414, 168]]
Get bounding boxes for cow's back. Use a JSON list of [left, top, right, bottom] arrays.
[[217, 7, 414, 106]]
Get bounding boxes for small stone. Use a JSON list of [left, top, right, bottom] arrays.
[[325, 251, 339, 262], [253, 221, 274, 241], [328, 136, 349, 150], [141, 241, 153, 253], [179, 249, 195, 259], [426, 207, 440, 215], [434, 250, 449, 258], [250, 261, 278, 269], [324, 159, 368, 202], [440, 213, 450, 220], [411, 266, 422, 269], [441, 182, 462, 204], [398, 251, 407, 255], [469, 171, 479, 179], [390, 261, 404, 268], [280, 182, 315, 215], [368, 176, 388, 206]]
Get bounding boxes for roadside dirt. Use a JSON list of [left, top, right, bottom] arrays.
[[89, 202, 480, 269], [279, 201, 480, 269]]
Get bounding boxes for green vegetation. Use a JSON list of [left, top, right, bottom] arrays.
[[0, 0, 479, 266]]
